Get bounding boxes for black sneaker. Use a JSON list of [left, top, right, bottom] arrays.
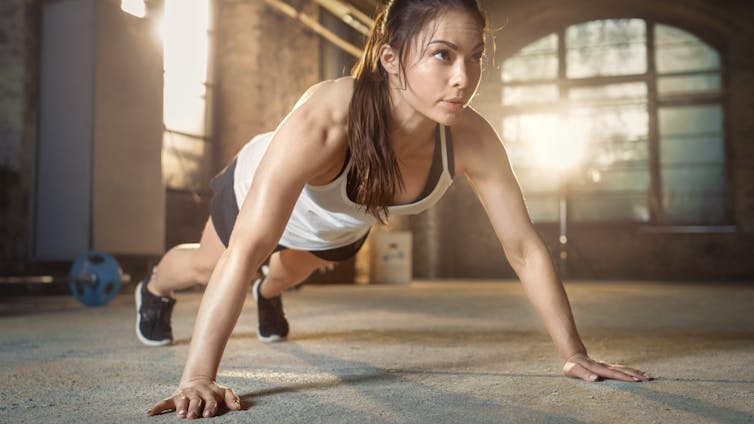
[[253, 276, 289, 342], [135, 275, 176, 347]]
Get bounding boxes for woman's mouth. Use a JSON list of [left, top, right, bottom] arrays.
[[442, 99, 465, 112]]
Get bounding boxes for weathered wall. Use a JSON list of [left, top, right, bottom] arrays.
[[213, 0, 321, 168], [0, 0, 37, 273], [411, 0, 754, 280], [166, 0, 322, 250]]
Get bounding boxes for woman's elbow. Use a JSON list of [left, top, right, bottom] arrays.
[[504, 233, 549, 272]]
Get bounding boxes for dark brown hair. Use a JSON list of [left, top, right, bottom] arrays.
[[347, 0, 487, 221]]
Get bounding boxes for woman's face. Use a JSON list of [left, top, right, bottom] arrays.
[[395, 9, 485, 125]]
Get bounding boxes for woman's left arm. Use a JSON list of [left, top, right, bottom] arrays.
[[455, 111, 652, 382]]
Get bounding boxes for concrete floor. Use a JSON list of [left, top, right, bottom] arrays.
[[1, 280, 753, 423]]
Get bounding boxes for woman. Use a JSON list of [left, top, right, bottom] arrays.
[[141, 0, 652, 418]]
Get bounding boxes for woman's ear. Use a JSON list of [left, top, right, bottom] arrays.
[[379, 44, 400, 75]]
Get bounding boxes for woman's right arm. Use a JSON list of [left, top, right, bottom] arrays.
[[145, 80, 350, 419]]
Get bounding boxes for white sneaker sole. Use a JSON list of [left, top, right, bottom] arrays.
[[134, 281, 172, 347], [253, 278, 287, 343]]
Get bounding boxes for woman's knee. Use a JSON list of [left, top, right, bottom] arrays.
[[192, 262, 215, 285]]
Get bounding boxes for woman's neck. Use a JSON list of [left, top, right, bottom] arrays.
[[387, 91, 437, 153]]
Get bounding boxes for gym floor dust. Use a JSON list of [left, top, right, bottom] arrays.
[[1, 280, 753, 423]]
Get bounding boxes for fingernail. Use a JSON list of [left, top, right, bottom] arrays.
[[144, 408, 152, 415], [633, 376, 641, 381], [234, 399, 241, 406], [188, 411, 197, 418], [590, 374, 598, 381], [204, 410, 211, 418], [177, 409, 186, 416]]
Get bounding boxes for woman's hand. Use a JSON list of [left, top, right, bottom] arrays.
[[145, 379, 242, 419], [562, 353, 654, 382]]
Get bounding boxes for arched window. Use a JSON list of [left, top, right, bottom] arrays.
[[501, 19, 725, 225]]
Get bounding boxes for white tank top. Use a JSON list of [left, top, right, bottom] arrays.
[[233, 126, 454, 251]]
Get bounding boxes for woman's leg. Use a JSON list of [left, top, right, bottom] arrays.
[[252, 249, 331, 342], [259, 249, 332, 299], [148, 217, 226, 298]]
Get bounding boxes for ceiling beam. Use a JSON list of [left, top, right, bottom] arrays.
[[264, 0, 363, 58]]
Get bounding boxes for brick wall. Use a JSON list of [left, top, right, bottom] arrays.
[[213, 0, 321, 168]]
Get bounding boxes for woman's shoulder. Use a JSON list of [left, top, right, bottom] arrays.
[[449, 107, 506, 175], [292, 77, 354, 125], [450, 107, 498, 148]]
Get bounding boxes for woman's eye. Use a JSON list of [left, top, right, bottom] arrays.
[[433, 50, 451, 61], [471, 52, 485, 63]]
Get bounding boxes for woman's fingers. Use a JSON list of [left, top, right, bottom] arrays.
[[174, 395, 189, 418], [202, 400, 218, 418], [186, 396, 203, 419], [563, 355, 654, 383], [586, 360, 652, 382], [224, 387, 242, 410], [601, 364, 652, 381], [145, 398, 175, 416], [563, 361, 600, 381], [590, 363, 639, 382]]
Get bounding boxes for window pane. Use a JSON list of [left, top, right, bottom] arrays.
[[502, 113, 561, 168], [661, 135, 723, 165], [659, 105, 725, 224], [162, 132, 212, 190], [566, 83, 649, 222], [569, 82, 647, 105], [502, 84, 559, 106], [162, 0, 212, 192], [661, 190, 726, 224], [571, 167, 650, 222], [659, 105, 722, 137], [566, 19, 646, 78], [502, 34, 558, 82], [523, 194, 559, 223], [570, 104, 649, 168], [502, 113, 564, 222], [655, 24, 720, 73], [164, 80, 208, 136], [657, 74, 721, 96], [571, 193, 650, 222], [573, 168, 649, 193], [515, 169, 561, 193], [663, 165, 723, 192]]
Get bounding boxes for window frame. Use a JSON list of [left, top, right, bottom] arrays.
[[497, 18, 731, 227]]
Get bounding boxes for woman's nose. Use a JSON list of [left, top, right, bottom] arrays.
[[451, 60, 469, 89]]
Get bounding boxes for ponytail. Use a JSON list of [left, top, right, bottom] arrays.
[[347, 9, 401, 223]]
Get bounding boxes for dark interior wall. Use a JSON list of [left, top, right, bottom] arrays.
[[0, 0, 38, 273], [410, 0, 754, 280]]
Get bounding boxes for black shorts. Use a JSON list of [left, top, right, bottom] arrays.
[[208, 158, 368, 262]]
